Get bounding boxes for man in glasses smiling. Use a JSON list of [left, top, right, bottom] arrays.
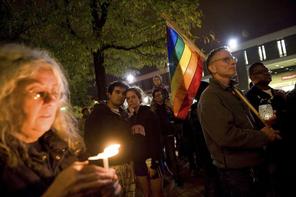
[[198, 47, 280, 196]]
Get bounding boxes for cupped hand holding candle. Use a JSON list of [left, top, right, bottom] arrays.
[[43, 161, 121, 197]]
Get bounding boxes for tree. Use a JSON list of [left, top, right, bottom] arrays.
[[0, 0, 203, 106]]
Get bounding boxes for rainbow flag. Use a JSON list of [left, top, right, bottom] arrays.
[[167, 25, 205, 119]]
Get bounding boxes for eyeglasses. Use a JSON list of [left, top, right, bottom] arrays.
[[209, 56, 238, 65], [27, 90, 63, 102]]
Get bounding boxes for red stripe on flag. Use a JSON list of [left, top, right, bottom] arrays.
[[175, 55, 203, 119], [172, 52, 197, 116]]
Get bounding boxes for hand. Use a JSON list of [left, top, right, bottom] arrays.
[[128, 107, 135, 117], [264, 113, 277, 127], [148, 167, 156, 178], [100, 180, 122, 197], [260, 126, 281, 141], [165, 99, 172, 109], [42, 161, 120, 197]]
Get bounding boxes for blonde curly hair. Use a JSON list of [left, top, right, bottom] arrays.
[[0, 44, 84, 167]]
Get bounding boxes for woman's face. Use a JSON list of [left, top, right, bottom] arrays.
[[18, 65, 61, 143], [126, 90, 141, 110]]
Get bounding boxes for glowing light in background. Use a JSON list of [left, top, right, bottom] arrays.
[[126, 74, 135, 84], [227, 38, 238, 51]]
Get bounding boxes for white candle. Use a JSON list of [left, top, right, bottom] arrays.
[[103, 157, 109, 168]]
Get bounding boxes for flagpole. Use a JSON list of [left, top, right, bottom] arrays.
[[233, 88, 267, 126], [161, 13, 206, 59]]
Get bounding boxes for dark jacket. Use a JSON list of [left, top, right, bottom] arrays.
[[0, 131, 77, 197], [150, 102, 174, 136], [246, 85, 287, 130], [198, 78, 269, 169], [84, 103, 132, 165], [246, 85, 289, 165], [129, 105, 162, 165]]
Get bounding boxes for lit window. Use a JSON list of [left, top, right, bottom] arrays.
[[258, 45, 266, 61], [277, 39, 287, 57], [244, 50, 249, 65], [262, 45, 266, 60]]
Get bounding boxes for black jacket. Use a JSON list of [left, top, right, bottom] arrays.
[[150, 102, 174, 136], [0, 131, 77, 197], [129, 105, 162, 165], [84, 103, 132, 165]]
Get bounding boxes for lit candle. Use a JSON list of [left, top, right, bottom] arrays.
[[103, 158, 109, 168], [88, 144, 120, 168]]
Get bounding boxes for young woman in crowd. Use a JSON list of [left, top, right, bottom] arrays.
[[126, 87, 163, 197]]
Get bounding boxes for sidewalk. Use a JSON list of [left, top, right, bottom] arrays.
[[167, 176, 205, 197], [165, 161, 205, 197]]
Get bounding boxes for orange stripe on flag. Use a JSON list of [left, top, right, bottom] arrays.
[[183, 50, 198, 89], [172, 52, 198, 115]]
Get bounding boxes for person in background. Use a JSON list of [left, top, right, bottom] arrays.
[[84, 81, 135, 197], [198, 46, 280, 197], [150, 88, 181, 187], [246, 62, 289, 196], [0, 44, 121, 197], [246, 62, 286, 129], [285, 85, 296, 191], [152, 74, 169, 102], [78, 107, 90, 136], [126, 87, 163, 197]]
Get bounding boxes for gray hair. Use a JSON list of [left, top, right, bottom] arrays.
[[0, 44, 84, 166]]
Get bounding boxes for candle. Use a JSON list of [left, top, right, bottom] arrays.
[[103, 158, 109, 168], [258, 104, 273, 121], [88, 144, 120, 168]]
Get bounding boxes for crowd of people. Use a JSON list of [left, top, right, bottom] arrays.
[[0, 43, 295, 197]]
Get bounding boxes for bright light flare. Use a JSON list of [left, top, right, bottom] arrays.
[[126, 74, 135, 84], [88, 144, 121, 161], [227, 38, 238, 51], [103, 144, 120, 158]]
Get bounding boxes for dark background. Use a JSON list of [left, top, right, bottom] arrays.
[[199, 0, 296, 52]]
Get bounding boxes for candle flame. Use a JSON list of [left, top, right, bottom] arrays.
[[103, 144, 120, 157], [88, 144, 120, 161]]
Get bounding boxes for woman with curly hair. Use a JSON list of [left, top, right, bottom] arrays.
[[0, 44, 121, 197]]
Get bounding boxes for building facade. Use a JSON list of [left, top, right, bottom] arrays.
[[232, 25, 296, 91]]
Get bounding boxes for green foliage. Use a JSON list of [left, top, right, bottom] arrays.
[[0, 0, 203, 106]]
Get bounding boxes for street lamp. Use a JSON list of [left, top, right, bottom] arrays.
[[126, 74, 135, 84], [227, 38, 238, 51]]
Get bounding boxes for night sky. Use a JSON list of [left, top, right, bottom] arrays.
[[199, 0, 296, 52]]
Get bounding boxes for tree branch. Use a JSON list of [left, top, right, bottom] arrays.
[[63, 0, 82, 40], [102, 37, 165, 51], [90, 0, 110, 39]]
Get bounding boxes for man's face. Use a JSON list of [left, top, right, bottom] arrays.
[[250, 65, 272, 85], [153, 91, 163, 104], [108, 86, 126, 107], [208, 50, 237, 79]]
